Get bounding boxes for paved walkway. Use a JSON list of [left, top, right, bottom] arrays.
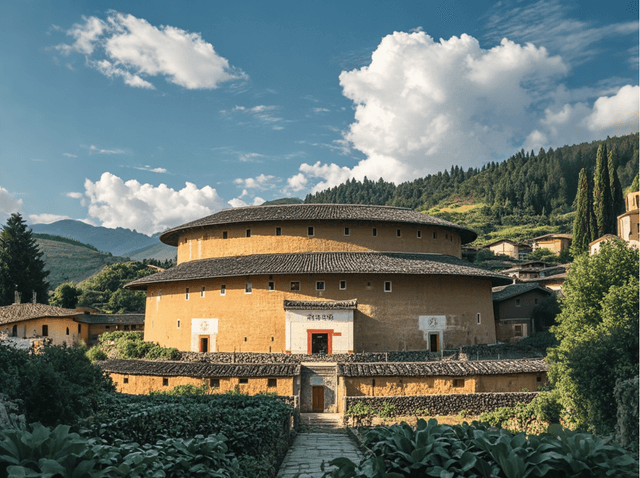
[[277, 432, 363, 478]]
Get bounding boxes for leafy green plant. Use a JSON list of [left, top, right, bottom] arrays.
[[151, 383, 207, 396], [459, 409, 469, 418]]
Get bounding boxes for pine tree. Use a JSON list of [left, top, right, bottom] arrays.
[[0, 213, 50, 306], [572, 169, 593, 254], [609, 149, 624, 216], [593, 144, 615, 236]]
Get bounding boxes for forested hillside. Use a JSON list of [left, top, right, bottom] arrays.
[[305, 134, 638, 244]]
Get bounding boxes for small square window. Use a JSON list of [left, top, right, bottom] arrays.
[[396, 229, 401, 237], [339, 280, 347, 290], [42, 325, 48, 336], [537, 376, 542, 382], [515, 298, 521, 307], [445, 233, 448, 240], [185, 288, 190, 300], [201, 286, 206, 297], [417, 230, 422, 238], [268, 378, 277, 388], [453, 379, 465, 388], [316, 281, 325, 291], [222, 231, 228, 239], [177, 319, 181, 329], [124, 325, 130, 331], [514, 325, 523, 337], [105, 325, 110, 330], [290, 281, 300, 291], [66, 327, 69, 335], [372, 227, 377, 236], [162, 378, 169, 386], [344, 227, 350, 236], [239, 378, 249, 384], [275, 227, 282, 236], [131, 325, 137, 330], [245, 283, 252, 294], [210, 378, 220, 388], [534, 298, 538, 305], [477, 313, 481, 325], [308, 226, 314, 236], [384, 281, 392, 292], [246, 229, 251, 237], [123, 377, 129, 384], [268, 281, 275, 291], [221, 284, 226, 296]]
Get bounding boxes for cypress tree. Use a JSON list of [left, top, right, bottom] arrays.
[[572, 169, 594, 254], [609, 149, 624, 216], [593, 143, 615, 236], [0, 213, 50, 306]]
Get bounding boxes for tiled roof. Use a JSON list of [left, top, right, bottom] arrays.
[[75, 314, 145, 325], [159, 204, 477, 246], [532, 234, 572, 241], [492, 283, 552, 302], [0, 303, 80, 326], [98, 359, 300, 377], [283, 299, 358, 310], [124, 252, 512, 289], [338, 358, 548, 377], [482, 239, 529, 248]]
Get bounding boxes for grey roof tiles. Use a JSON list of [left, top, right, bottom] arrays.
[[124, 251, 512, 289], [159, 204, 477, 245], [0, 303, 81, 326], [98, 359, 300, 377]]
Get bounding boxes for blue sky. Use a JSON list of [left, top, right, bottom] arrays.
[[0, 0, 637, 235]]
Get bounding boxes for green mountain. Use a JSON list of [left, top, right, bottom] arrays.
[[36, 238, 127, 290], [305, 134, 639, 244]]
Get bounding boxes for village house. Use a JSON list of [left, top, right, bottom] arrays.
[[531, 234, 572, 255], [492, 283, 554, 342], [482, 239, 531, 260]]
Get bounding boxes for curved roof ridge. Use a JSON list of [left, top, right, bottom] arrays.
[[159, 204, 477, 246]]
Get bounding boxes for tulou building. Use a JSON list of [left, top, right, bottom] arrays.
[[125, 204, 511, 355]]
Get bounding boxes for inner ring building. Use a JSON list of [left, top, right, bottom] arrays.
[[125, 204, 511, 354]]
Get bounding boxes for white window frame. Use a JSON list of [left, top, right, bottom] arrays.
[[245, 283, 252, 294], [417, 230, 422, 238], [220, 284, 226, 296], [177, 319, 181, 329], [185, 288, 190, 300], [316, 281, 325, 291], [477, 313, 481, 325], [200, 286, 205, 298], [339, 280, 347, 290], [384, 281, 392, 292]]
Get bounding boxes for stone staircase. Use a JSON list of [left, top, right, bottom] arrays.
[[300, 412, 344, 429]]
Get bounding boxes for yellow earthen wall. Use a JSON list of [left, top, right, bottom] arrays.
[[475, 373, 547, 392], [535, 238, 570, 254], [176, 222, 462, 263], [144, 274, 496, 353], [1, 317, 89, 346], [344, 376, 476, 396], [488, 243, 518, 259], [108, 372, 294, 396]]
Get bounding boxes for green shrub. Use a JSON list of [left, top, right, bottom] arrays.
[[0, 343, 114, 427], [614, 376, 639, 451], [85, 346, 107, 362], [151, 383, 207, 396], [93, 331, 180, 361], [478, 391, 563, 434]]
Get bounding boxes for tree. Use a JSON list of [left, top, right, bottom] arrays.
[[593, 144, 615, 236], [609, 149, 624, 216], [547, 240, 639, 433], [49, 282, 81, 309], [0, 213, 49, 306], [571, 168, 593, 254], [629, 173, 639, 194]]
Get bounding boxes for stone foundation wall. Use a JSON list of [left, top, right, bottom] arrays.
[[344, 392, 540, 416], [179, 345, 542, 364]]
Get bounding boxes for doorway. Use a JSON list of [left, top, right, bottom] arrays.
[[311, 333, 328, 354], [312, 386, 324, 411], [199, 335, 209, 353], [429, 333, 439, 352]]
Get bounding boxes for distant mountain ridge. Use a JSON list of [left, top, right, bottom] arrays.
[[29, 220, 176, 260]]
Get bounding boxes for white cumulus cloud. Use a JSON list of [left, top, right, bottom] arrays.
[[0, 187, 23, 222], [234, 174, 277, 190], [55, 12, 246, 90], [83, 172, 224, 235], [228, 196, 266, 208], [287, 30, 638, 193], [66, 192, 83, 199], [29, 214, 71, 224]]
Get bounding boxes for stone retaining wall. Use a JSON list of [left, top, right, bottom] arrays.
[[179, 346, 542, 364], [344, 392, 540, 417]]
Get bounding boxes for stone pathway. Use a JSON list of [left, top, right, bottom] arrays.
[[277, 432, 363, 478]]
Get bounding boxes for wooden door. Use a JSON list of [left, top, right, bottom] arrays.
[[199, 336, 209, 353], [312, 386, 324, 411]]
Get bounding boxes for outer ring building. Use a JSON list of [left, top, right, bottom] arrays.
[[126, 204, 510, 355]]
